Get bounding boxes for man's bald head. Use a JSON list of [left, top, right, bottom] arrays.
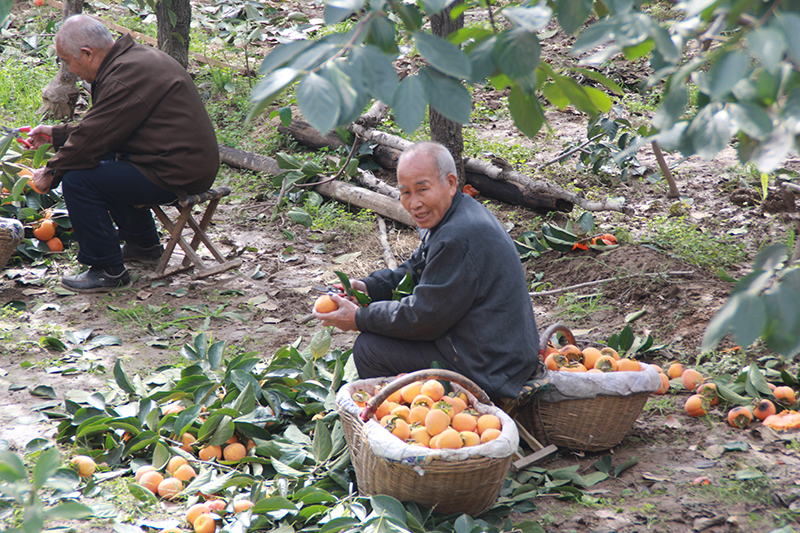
[[56, 14, 114, 59]]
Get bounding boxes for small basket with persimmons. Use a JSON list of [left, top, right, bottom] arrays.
[[336, 369, 518, 516], [507, 323, 662, 452]]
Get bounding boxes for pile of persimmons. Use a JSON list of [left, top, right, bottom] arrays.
[[666, 363, 800, 431], [355, 379, 503, 450], [542, 343, 652, 374]]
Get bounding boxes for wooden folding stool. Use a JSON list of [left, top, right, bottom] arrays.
[[146, 186, 242, 279]]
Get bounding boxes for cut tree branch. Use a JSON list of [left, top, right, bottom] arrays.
[[530, 270, 695, 297], [377, 215, 398, 269]]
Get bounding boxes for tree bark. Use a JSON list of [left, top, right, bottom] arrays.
[[218, 145, 414, 226], [430, 1, 466, 187], [157, 0, 191, 69], [314, 180, 415, 227], [38, 0, 82, 119]]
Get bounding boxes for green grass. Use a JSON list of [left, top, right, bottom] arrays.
[[643, 215, 747, 271], [0, 56, 59, 126]]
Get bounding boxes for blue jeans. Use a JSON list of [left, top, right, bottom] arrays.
[[61, 160, 177, 268]]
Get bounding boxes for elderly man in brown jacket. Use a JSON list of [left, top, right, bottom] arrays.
[[31, 14, 219, 292]]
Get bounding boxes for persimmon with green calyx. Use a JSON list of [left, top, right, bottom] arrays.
[[685, 394, 709, 417], [696, 383, 719, 406], [727, 406, 753, 429]]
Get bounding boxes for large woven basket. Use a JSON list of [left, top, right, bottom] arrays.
[[0, 218, 23, 270], [514, 392, 652, 452], [337, 369, 516, 516], [511, 323, 659, 452]]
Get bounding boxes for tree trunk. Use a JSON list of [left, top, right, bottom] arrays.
[[157, 0, 191, 69], [430, 1, 465, 187], [38, 0, 82, 119]]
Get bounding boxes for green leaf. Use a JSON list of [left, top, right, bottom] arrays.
[[509, 84, 545, 138], [152, 440, 170, 470], [465, 35, 498, 82], [39, 336, 67, 351], [714, 382, 752, 405], [747, 27, 787, 74], [208, 340, 225, 370], [697, 50, 750, 100], [247, 68, 300, 122], [747, 365, 775, 396], [294, 486, 337, 504], [370, 494, 407, 523], [577, 212, 595, 234], [618, 325, 634, 351], [391, 74, 427, 134], [288, 207, 313, 227], [296, 73, 340, 134], [113, 359, 135, 394], [252, 496, 299, 513], [259, 40, 315, 76], [625, 309, 646, 323], [129, 482, 158, 503], [581, 471, 609, 487], [309, 329, 331, 361], [593, 454, 612, 475], [352, 45, 399, 104], [0, 451, 26, 483], [43, 501, 94, 520], [32, 447, 60, 491], [686, 102, 732, 159], [556, 0, 592, 34], [503, 6, 552, 32], [365, 15, 398, 54], [312, 419, 333, 463], [31, 386, 56, 399], [413, 32, 471, 80], [614, 457, 638, 477], [419, 67, 472, 124], [702, 290, 766, 352], [493, 27, 540, 81]]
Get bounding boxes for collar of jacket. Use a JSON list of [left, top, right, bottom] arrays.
[[418, 190, 465, 242], [91, 33, 136, 100]]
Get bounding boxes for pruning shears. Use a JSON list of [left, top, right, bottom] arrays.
[[1, 125, 51, 149]]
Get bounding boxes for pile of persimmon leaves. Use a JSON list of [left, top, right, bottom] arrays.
[[1, 331, 633, 533]]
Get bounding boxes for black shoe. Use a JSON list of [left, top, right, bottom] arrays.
[[61, 267, 131, 293], [122, 242, 163, 264]]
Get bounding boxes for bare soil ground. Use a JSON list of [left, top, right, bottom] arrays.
[[3, 3, 800, 532]]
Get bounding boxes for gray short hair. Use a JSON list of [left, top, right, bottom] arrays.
[[398, 142, 457, 185], [56, 14, 114, 59]]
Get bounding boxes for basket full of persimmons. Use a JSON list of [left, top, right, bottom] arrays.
[[336, 369, 518, 516], [510, 324, 663, 452]]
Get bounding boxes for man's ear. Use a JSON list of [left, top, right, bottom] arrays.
[[446, 172, 458, 195]]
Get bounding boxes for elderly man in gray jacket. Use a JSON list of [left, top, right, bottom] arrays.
[[315, 142, 540, 402]]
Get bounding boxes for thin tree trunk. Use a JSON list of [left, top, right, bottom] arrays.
[[157, 0, 191, 69], [430, 1, 465, 187], [38, 0, 82, 119]]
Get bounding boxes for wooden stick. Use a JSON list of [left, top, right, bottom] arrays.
[[376, 215, 398, 269], [530, 270, 695, 297]]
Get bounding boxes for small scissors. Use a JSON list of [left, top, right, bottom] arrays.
[[1, 125, 51, 149]]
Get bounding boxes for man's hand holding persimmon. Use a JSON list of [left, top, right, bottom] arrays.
[[313, 293, 359, 331], [32, 168, 54, 194]]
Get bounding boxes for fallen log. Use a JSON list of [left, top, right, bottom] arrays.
[[349, 124, 631, 214], [314, 180, 415, 227], [219, 145, 414, 226], [278, 118, 573, 213]]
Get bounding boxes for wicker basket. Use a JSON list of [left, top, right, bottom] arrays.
[[0, 218, 23, 270], [511, 322, 660, 452], [514, 391, 652, 452], [337, 369, 517, 516]]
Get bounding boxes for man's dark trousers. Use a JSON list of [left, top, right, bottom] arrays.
[[61, 159, 176, 268]]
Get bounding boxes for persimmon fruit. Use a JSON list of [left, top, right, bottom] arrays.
[[727, 406, 752, 429], [594, 355, 618, 372], [617, 358, 641, 372], [451, 412, 477, 433], [461, 431, 480, 447], [754, 399, 776, 421], [46, 237, 63, 252], [233, 499, 254, 513], [654, 373, 670, 395], [581, 347, 602, 369], [774, 386, 797, 405], [667, 363, 685, 379], [696, 383, 719, 406], [166, 456, 188, 476], [434, 427, 463, 449], [70, 455, 96, 477], [186, 503, 211, 525], [33, 219, 56, 241], [139, 470, 164, 494], [681, 369, 704, 391], [420, 379, 445, 401], [480, 427, 502, 443], [223, 442, 246, 462], [400, 382, 422, 404], [174, 464, 197, 482], [198, 445, 222, 461], [314, 294, 338, 313], [157, 477, 183, 499], [424, 408, 450, 436], [684, 394, 709, 417], [477, 414, 501, 435], [193, 513, 216, 533]]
